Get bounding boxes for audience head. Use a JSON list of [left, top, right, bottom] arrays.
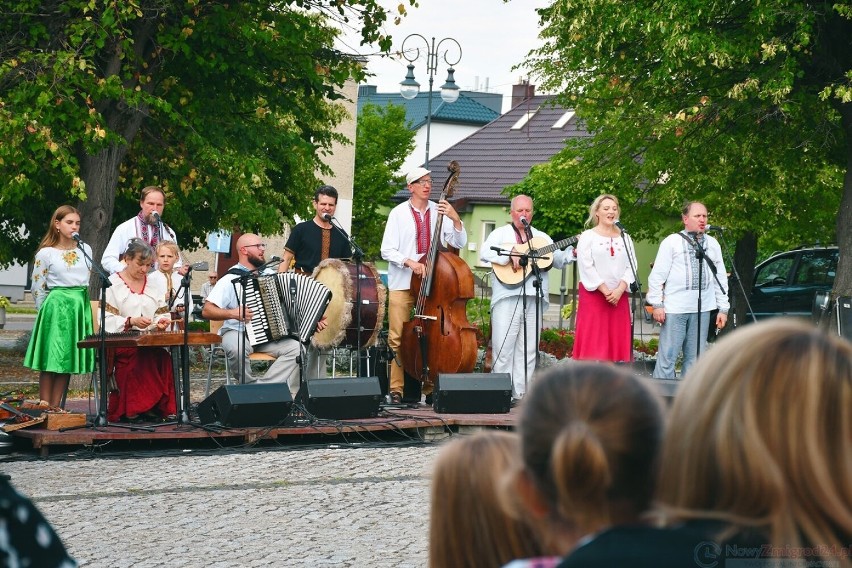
[[429, 431, 543, 568], [156, 241, 180, 273], [658, 319, 852, 551], [39, 205, 81, 250], [515, 362, 665, 540]]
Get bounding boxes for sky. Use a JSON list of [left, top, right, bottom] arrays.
[[336, 0, 549, 112]]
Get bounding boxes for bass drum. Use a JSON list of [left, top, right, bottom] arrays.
[[311, 258, 386, 350]]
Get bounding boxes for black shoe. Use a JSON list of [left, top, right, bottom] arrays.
[[424, 394, 433, 406]]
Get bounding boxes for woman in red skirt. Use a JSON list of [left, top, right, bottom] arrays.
[[573, 194, 638, 362]]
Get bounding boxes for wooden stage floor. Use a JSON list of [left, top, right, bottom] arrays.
[[7, 377, 678, 457], [9, 399, 519, 457]]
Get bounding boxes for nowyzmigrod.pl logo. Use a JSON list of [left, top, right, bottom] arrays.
[[694, 542, 847, 567]]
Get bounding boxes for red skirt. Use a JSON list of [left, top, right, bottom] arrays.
[[572, 285, 633, 362], [107, 347, 176, 421]]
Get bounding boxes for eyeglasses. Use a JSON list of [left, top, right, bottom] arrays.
[[243, 243, 266, 249], [209, 276, 218, 280], [415, 179, 432, 185]]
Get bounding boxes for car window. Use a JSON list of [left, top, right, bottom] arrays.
[[754, 255, 795, 287], [794, 251, 837, 286]]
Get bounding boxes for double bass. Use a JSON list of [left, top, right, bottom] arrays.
[[401, 161, 478, 387]]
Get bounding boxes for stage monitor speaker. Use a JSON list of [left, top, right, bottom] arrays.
[[301, 377, 383, 420], [433, 373, 512, 414], [197, 383, 293, 427], [838, 296, 852, 341]]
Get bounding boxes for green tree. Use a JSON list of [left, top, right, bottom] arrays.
[[521, 0, 851, 324], [352, 102, 415, 260], [0, 0, 415, 273]]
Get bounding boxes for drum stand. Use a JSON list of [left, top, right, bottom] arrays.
[[327, 217, 371, 377]]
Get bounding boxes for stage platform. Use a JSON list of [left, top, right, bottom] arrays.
[[8, 399, 518, 457], [7, 376, 678, 457]]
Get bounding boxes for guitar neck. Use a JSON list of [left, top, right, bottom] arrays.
[[531, 236, 578, 256]]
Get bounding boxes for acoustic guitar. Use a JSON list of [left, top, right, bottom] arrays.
[[491, 236, 579, 286]]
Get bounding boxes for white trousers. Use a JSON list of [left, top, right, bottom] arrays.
[[490, 295, 543, 399]]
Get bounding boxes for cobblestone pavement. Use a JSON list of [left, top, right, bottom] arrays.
[[0, 443, 444, 567]]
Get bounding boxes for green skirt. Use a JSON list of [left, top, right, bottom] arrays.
[[24, 286, 95, 374]]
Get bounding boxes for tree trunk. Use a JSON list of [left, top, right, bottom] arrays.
[[77, 143, 130, 299], [729, 231, 758, 332], [834, 103, 852, 299]]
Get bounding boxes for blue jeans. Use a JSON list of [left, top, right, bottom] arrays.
[[653, 311, 711, 378]]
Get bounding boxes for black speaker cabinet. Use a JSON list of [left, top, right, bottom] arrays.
[[301, 377, 383, 420], [838, 296, 852, 341], [433, 373, 512, 414], [197, 383, 293, 427]]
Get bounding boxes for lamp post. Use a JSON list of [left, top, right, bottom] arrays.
[[399, 34, 462, 169]]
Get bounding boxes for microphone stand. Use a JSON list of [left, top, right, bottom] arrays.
[[711, 229, 755, 327], [73, 239, 153, 432], [523, 223, 544, 393], [685, 232, 705, 363], [489, 245, 534, 395], [328, 216, 368, 375], [685, 232, 727, 363], [617, 225, 647, 363], [161, 268, 197, 427]]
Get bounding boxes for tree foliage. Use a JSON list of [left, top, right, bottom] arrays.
[[0, 0, 416, 271], [520, 0, 852, 307], [352, 102, 415, 260]]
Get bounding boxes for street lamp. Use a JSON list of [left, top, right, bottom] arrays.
[[399, 34, 462, 169]]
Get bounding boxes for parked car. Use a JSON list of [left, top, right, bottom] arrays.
[[746, 245, 838, 320]]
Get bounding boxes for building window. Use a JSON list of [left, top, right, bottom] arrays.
[[510, 111, 537, 130], [479, 221, 497, 266], [552, 110, 576, 129]]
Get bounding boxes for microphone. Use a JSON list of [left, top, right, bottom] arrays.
[[152, 211, 161, 224], [322, 213, 334, 222], [520, 217, 529, 227], [71, 232, 82, 243], [615, 220, 628, 233], [706, 225, 725, 232], [254, 255, 282, 273], [490, 246, 505, 254]]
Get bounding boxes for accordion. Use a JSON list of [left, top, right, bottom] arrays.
[[240, 272, 332, 346]]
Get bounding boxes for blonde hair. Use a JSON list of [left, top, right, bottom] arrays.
[[518, 362, 665, 533], [156, 240, 180, 257], [584, 194, 619, 228], [429, 431, 543, 568], [658, 319, 852, 559], [37, 205, 80, 252]]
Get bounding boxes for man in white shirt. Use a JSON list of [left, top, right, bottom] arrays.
[[201, 234, 303, 397], [480, 195, 574, 401], [380, 167, 467, 404], [102, 186, 185, 274], [647, 202, 729, 378]]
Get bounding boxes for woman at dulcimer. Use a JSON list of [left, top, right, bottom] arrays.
[[103, 238, 175, 423]]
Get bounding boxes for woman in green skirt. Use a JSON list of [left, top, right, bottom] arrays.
[[24, 205, 95, 407]]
